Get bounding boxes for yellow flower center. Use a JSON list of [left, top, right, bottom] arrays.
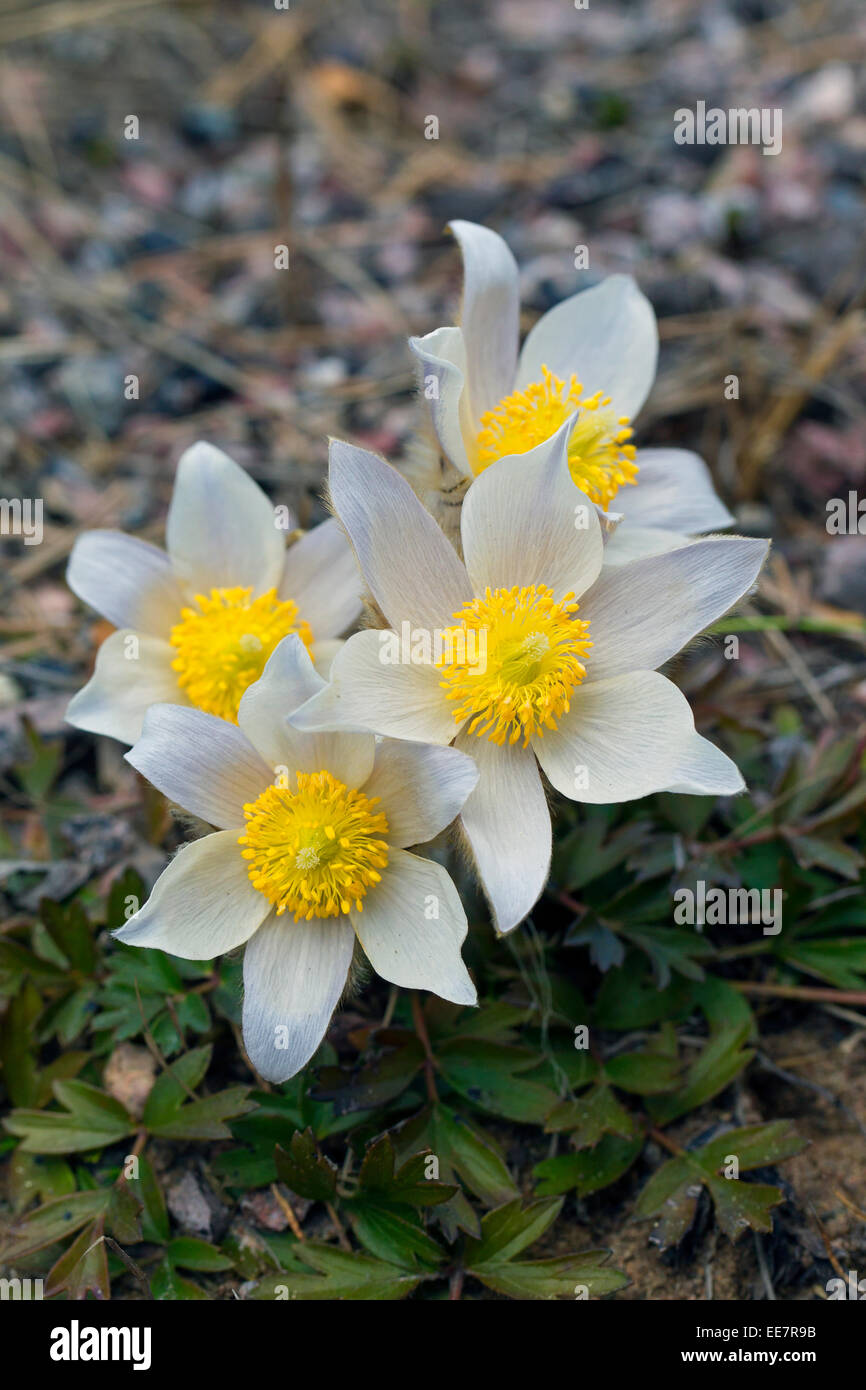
[[475, 365, 638, 510], [438, 584, 592, 747], [170, 586, 312, 723], [238, 770, 389, 920]]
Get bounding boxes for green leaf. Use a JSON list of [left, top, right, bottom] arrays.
[[5, 1080, 134, 1154], [648, 1029, 753, 1124], [697, 1122, 807, 1174], [250, 1243, 423, 1301], [311, 1029, 423, 1114], [593, 953, 695, 1029], [7, 1152, 76, 1213], [42, 984, 99, 1046], [141, 1046, 212, 1128], [151, 1256, 210, 1300], [16, 721, 63, 801], [40, 899, 98, 974], [395, 1104, 519, 1211], [472, 1250, 628, 1300], [357, 1133, 455, 1209], [0, 980, 43, 1106], [554, 811, 651, 891], [141, 1047, 253, 1140], [648, 978, 755, 1124], [105, 869, 147, 932], [137, 1153, 170, 1243], [106, 1180, 142, 1244], [0, 1190, 110, 1261], [147, 1085, 254, 1140], [275, 1128, 338, 1203], [463, 1198, 627, 1300], [633, 1156, 700, 1249], [778, 937, 866, 990], [704, 1176, 784, 1239], [624, 927, 714, 987], [604, 1048, 681, 1096], [0, 937, 68, 996], [464, 1198, 562, 1266], [425, 998, 527, 1043], [634, 1121, 804, 1249], [437, 1039, 558, 1123], [166, 1237, 234, 1272], [789, 834, 863, 881], [52, 1080, 132, 1130], [44, 1218, 110, 1300], [545, 1083, 637, 1149], [348, 1201, 446, 1269], [534, 1134, 643, 1198]]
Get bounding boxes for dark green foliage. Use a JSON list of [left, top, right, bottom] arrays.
[[0, 730, 862, 1298]]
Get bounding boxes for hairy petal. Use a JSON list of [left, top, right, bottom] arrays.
[[242, 917, 354, 1083]]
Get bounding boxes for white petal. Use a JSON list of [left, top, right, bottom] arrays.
[[65, 630, 181, 746], [290, 629, 456, 745], [114, 831, 269, 956], [533, 670, 741, 803], [126, 704, 270, 827], [363, 740, 478, 847], [516, 275, 658, 420], [328, 439, 471, 629], [408, 326, 474, 477], [166, 442, 285, 595], [352, 849, 475, 1005], [67, 531, 184, 637], [667, 733, 745, 796], [601, 525, 690, 568], [242, 916, 354, 1082], [278, 517, 362, 639], [449, 219, 520, 421], [312, 639, 343, 681], [454, 732, 551, 935], [617, 449, 735, 533], [460, 416, 604, 599], [578, 536, 769, 682], [238, 635, 375, 787]]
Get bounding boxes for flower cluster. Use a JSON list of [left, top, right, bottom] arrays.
[[67, 223, 768, 1081]]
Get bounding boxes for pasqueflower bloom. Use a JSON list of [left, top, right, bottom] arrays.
[[290, 431, 768, 936], [410, 220, 733, 564], [66, 442, 362, 744], [114, 635, 478, 1081]]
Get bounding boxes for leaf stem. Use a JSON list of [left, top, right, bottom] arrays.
[[645, 1124, 685, 1158], [325, 1201, 352, 1252], [410, 991, 438, 1102], [734, 981, 866, 1007]]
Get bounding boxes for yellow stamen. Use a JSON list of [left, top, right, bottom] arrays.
[[438, 584, 592, 748], [475, 364, 638, 510], [170, 586, 312, 723], [238, 770, 389, 920]]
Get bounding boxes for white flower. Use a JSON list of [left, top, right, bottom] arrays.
[[66, 442, 362, 745], [409, 220, 734, 564], [114, 635, 478, 1082], [291, 432, 769, 937]]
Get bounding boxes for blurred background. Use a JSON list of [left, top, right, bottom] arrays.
[[2, 0, 865, 729]]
